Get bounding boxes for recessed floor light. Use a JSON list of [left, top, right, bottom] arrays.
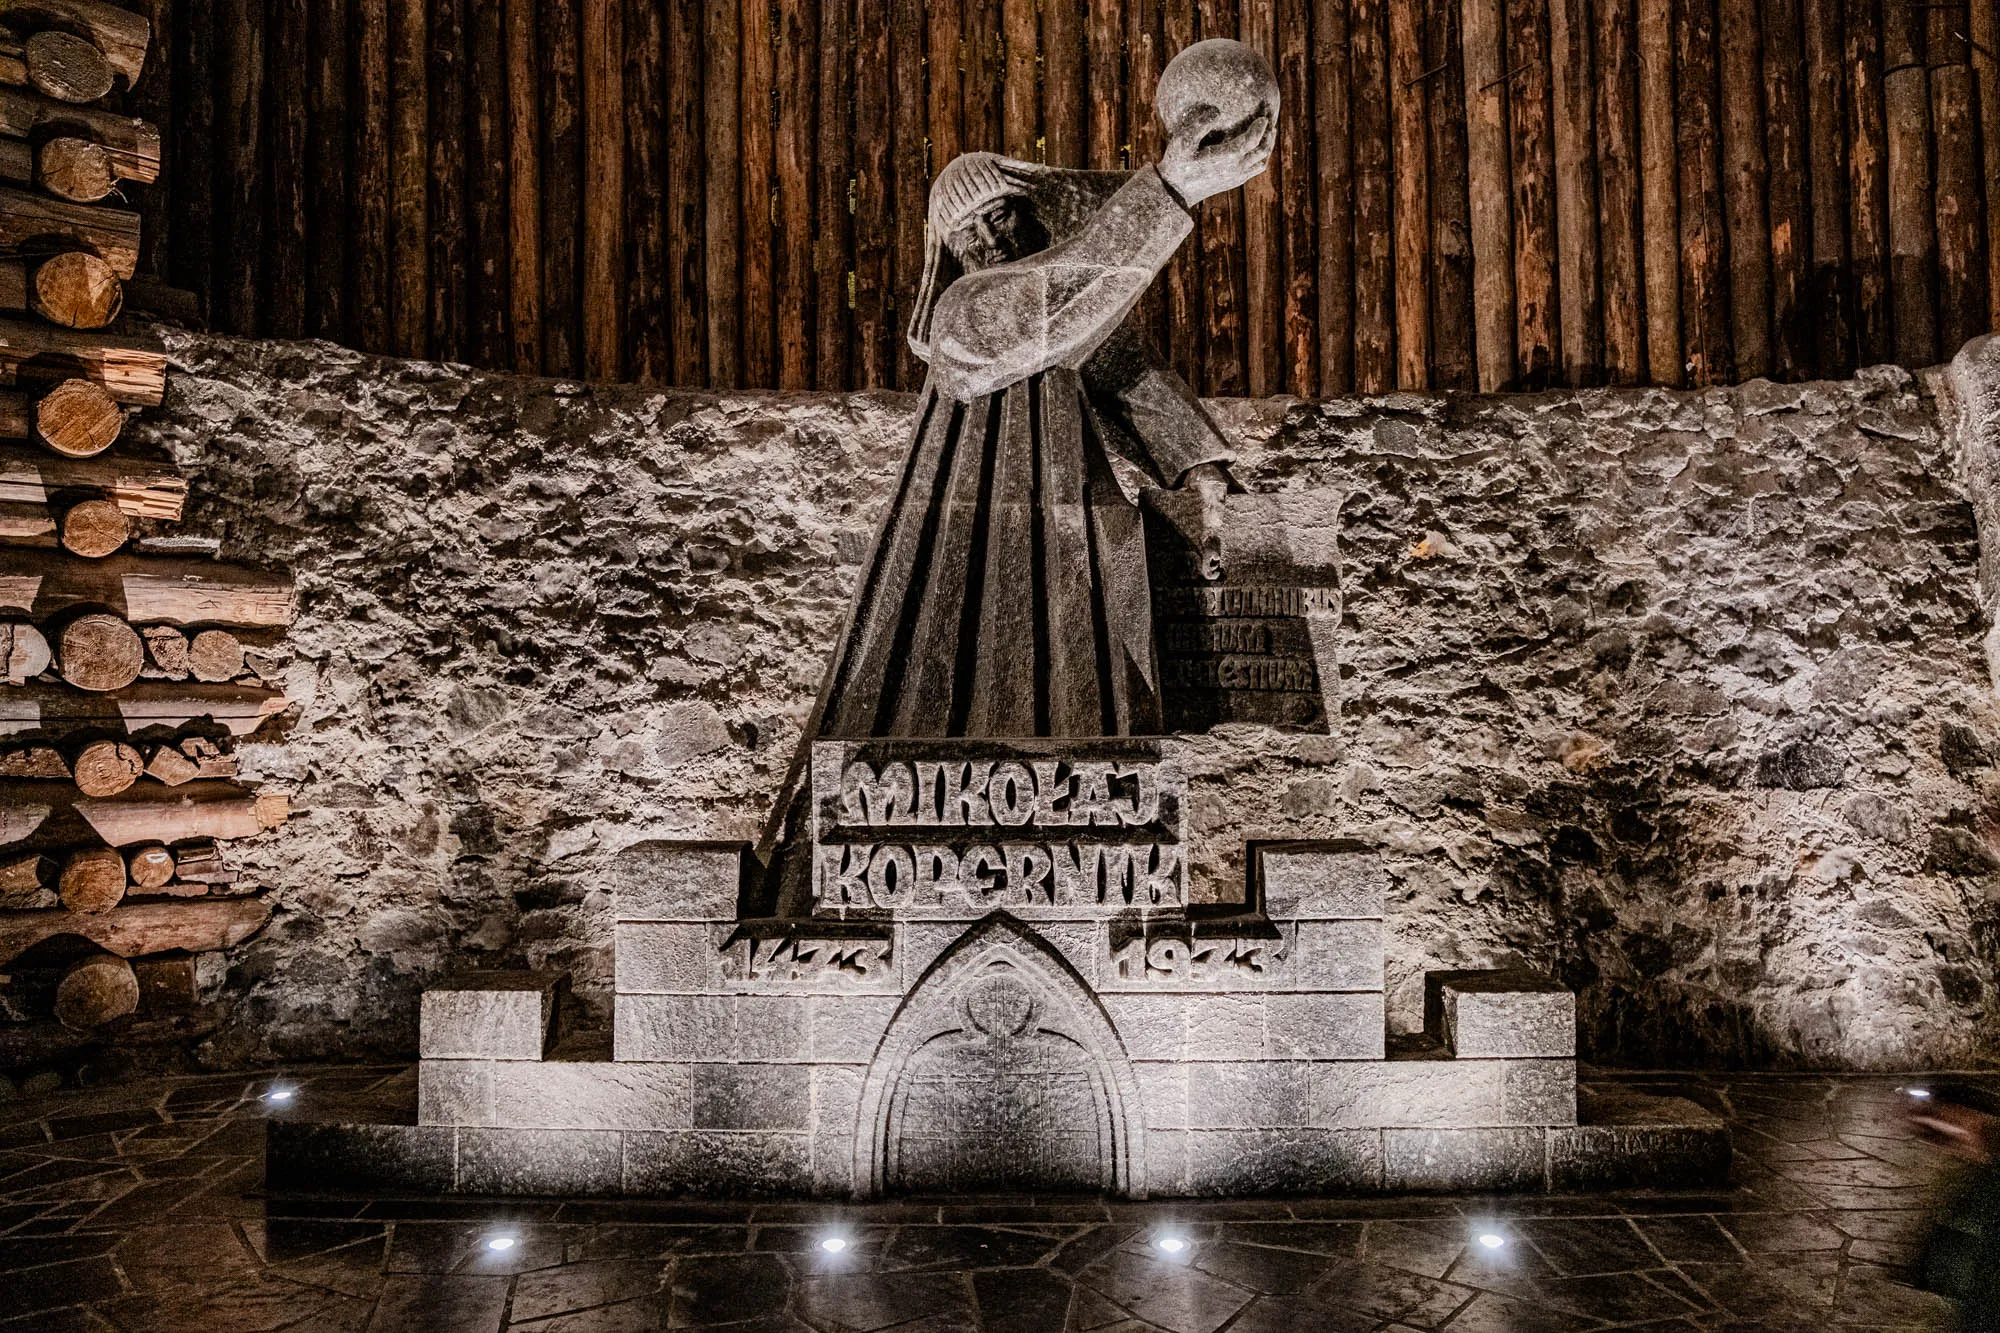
[[820, 1236, 848, 1253], [264, 1088, 295, 1103], [1156, 1235, 1188, 1254], [1478, 1233, 1506, 1249], [486, 1235, 517, 1252], [1906, 1087, 1933, 1100]]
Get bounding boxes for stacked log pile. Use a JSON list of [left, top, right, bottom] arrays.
[[0, 3, 282, 1064]]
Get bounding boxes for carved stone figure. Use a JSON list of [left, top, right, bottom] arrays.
[[811, 39, 1279, 741]]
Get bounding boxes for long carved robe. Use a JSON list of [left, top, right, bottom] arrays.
[[815, 163, 1232, 740]]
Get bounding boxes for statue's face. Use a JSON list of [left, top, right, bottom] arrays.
[[948, 196, 1045, 270]]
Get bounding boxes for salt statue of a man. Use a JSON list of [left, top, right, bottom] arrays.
[[815, 38, 1278, 741]]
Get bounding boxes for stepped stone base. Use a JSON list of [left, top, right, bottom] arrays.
[[265, 842, 1732, 1200]]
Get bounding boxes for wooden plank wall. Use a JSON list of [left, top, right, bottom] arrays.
[[165, 0, 1995, 395]]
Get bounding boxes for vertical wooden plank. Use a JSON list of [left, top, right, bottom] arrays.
[[267, 0, 308, 339], [467, 0, 509, 368], [1460, 0, 1515, 389], [1845, 0, 1890, 366], [1762, 0, 1808, 379], [1044, 0, 1085, 166], [814, 0, 851, 388], [352, 0, 390, 352], [1676, 0, 1732, 386], [307, 0, 349, 342], [1003, 0, 1038, 158], [965, 0, 1002, 151], [1164, 0, 1202, 386], [1428, 0, 1475, 392], [775, 0, 816, 388], [1195, 0, 1244, 391], [580, 0, 625, 379], [218, 0, 264, 335], [1928, 6, 1983, 358], [391, 0, 426, 356], [1548, 0, 1599, 385], [1315, 0, 1354, 394], [1801, 0, 1849, 376], [1385, 0, 1426, 390], [429, 0, 467, 362], [540, 0, 582, 376], [131, 0, 171, 283], [743, 0, 777, 387], [170, 0, 216, 316], [505, 0, 543, 372], [1503, 0, 1557, 386], [1636, 0, 1677, 384], [626, 0, 668, 382], [1087, 0, 1123, 170], [889, 0, 926, 388], [1973, 0, 2000, 329], [854, 0, 893, 386], [706, 0, 742, 387], [1594, 0, 1643, 384], [1277, 0, 1316, 395], [1242, 0, 1283, 394], [1880, 0, 1934, 366], [1716, 0, 1769, 380], [1350, 0, 1393, 391], [669, 0, 706, 385], [929, 0, 964, 168]]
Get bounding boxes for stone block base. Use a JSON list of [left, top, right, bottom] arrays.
[[264, 1085, 1728, 1198]]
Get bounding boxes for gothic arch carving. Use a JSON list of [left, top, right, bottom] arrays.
[[851, 912, 1146, 1198]]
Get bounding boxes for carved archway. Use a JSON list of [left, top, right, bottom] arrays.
[[851, 912, 1146, 1198]]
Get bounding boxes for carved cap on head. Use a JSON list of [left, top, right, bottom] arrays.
[[1156, 37, 1279, 138], [927, 152, 1023, 237]]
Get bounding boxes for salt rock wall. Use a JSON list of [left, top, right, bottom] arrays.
[[139, 331, 2000, 1070]]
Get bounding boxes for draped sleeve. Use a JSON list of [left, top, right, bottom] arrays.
[[924, 166, 1194, 403]]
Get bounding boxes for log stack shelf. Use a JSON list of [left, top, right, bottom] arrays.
[[0, 3, 283, 1073]]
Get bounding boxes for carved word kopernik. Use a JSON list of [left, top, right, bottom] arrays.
[[818, 839, 1183, 911]]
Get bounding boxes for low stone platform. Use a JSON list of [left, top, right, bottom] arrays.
[[266, 1078, 1728, 1198], [266, 842, 1732, 1199]]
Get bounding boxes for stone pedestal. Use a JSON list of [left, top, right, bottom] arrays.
[[270, 835, 1726, 1198]]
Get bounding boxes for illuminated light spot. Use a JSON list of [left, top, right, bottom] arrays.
[[1156, 1236, 1188, 1254], [264, 1088, 295, 1103], [486, 1236, 517, 1252], [820, 1236, 848, 1254], [1478, 1233, 1506, 1250], [1906, 1088, 1933, 1100]]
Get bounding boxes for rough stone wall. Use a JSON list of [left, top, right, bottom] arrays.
[[139, 332, 2000, 1070]]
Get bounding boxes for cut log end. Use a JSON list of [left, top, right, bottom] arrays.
[[72, 737, 140, 795], [0, 619, 49, 683], [35, 378, 122, 457], [23, 31, 115, 105], [57, 844, 125, 913], [188, 629, 243, 682], [37, 136, 114, 204], [58, 496, 127, 557], [54, 953, 137, 1029], [31, 251, 122, 329], [126, 843, 173, 889], [58, 612, 141, 691]]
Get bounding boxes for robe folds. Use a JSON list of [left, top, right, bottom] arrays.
[[815, 164, 1233, 741]]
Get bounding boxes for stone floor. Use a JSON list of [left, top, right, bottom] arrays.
[[0, 1066, 1989, 1331]]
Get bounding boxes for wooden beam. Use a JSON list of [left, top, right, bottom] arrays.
[[853, 0, 891, 388], [0, 185, 138, 278], [1594, 0, 1643, 385], [0, 550, 295, 624], [773, 0, 814, 389], [667, 0, 704, 385], [704, 0, 740, 387], [1428, 0, 1475, 393], [1845, 0, 1891, 366], [0, 317, 163, 405], [1460, 0, 1515, 390], [0, 0, 151, 86], [352, 0, 391, 353], [389, 0, 427, 357], [539, 0, 580, 376], [427, 0, 467, 363], [813, 0, 849, 389], [0, 898, 271, 969], [308, 0, 350, 343], [579, 0, 623, 379], [1928, 4, 1983, 358], [1802, 0, 1849, 376], [0, 682, 288, 739], [1675, 0, 1731, 386], [1549, 0, 1600, 385], [1763, 0, 1808, 379], [1716, 0, 1769, 380], [1504, 0, 1557, 387], [741, 0, 775, 387], [1351, 0, 1392, 393], [266, 0, 307, 339], [504, 0, 540, 373], [625, 0, 668, 383], [1276, 0, 1314, 396], [1241, 0, 1283, 395], [0, 445, 176, 520], [466, 0, 508, 367], [1636, 0, 1677, 385]]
